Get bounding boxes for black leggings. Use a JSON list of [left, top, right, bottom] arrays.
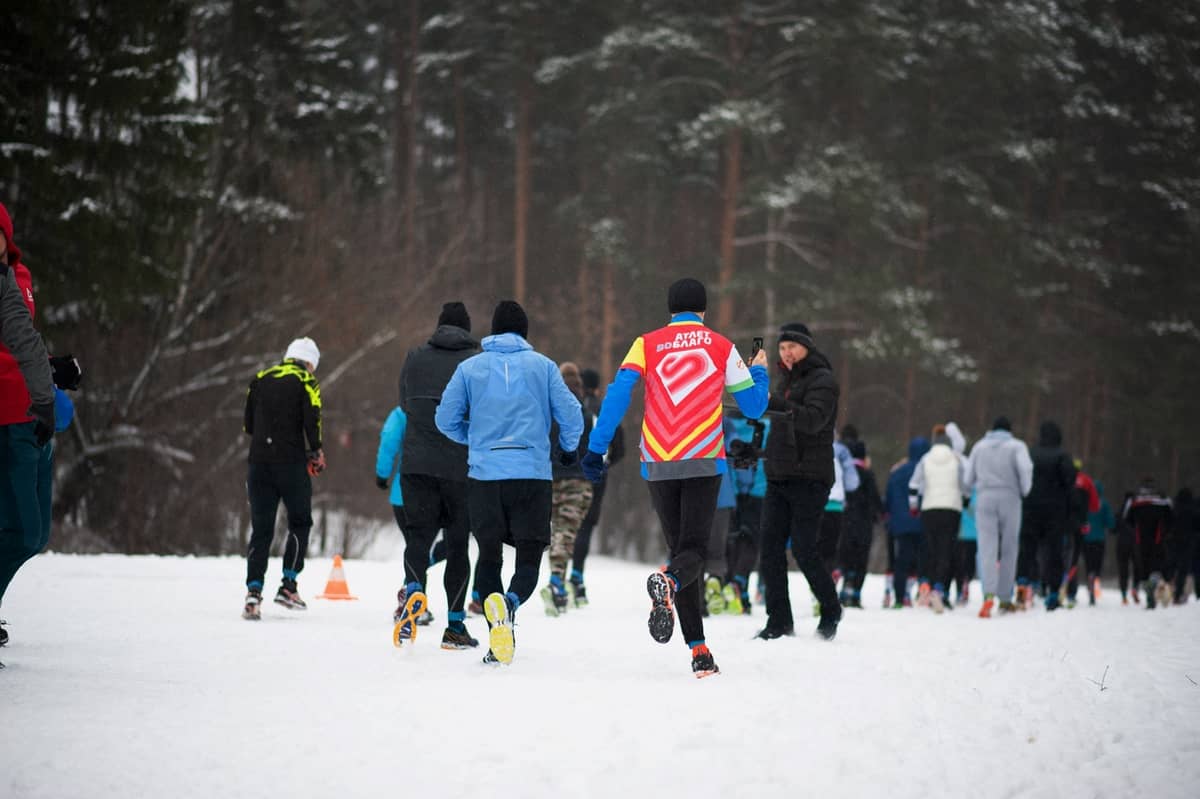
[[838, 516, 874, 593], [469, 478, 552, 608], [951, 539, 977, 597], [246, 461, 312, 589], [726, 495, 763, 586], [1118, 529, 1136, 594], [571, 477, 607, 577], [921, 509, 961, 593], [818, 510, 843, 575], [646, 476, 721, 646], [400, 474, 472, 612]]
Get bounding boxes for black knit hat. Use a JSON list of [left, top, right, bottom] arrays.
[[437, 301, 471, 332], [667, 278, 707, 314], [491, 300, 529, 338], [581, 368, 601, 391], [992, 416, 1012, 432], [778, 322, 814, 349]]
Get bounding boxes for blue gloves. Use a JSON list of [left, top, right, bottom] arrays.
[[581, 451, 607, 483], [54, 388, 74, 432]]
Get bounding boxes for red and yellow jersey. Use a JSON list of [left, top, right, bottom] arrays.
[[620, 317, 753, 479]]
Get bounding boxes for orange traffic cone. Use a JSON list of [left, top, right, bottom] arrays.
[[316, 554, 358, 600]]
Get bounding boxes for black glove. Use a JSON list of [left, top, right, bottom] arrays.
[[558, 448, 579, 468], [30, 401, 55, 447], [375, 475, 390, 491], [581, 451, 607, 483], [50, 355, 82, 391]]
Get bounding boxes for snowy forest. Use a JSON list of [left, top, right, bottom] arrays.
[[2, 0, 1198, 558]]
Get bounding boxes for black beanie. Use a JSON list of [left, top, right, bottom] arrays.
[[667, 278, 707, 314], [491, 300, 529, 338], [992, 416, 1012, 432], [581, 368, 601, 390], [778, 322, 814, 349], [437, 301, 471, 332]]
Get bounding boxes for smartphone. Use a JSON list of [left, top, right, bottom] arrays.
[[750, 336, 764, 360]]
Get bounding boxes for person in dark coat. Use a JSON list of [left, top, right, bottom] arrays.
[[839, 438, 883, 608], [1019, 420, 1076, 610], [1122, 478, 1174, 609], [1168, 488, 1195, 604], [885, 438, 930, 608], [395, 301, 480, 648], [757, 323, 843, 641], [568, 367, 625, 604]]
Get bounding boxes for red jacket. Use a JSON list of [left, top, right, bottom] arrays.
[[0, 202, 36, 425]]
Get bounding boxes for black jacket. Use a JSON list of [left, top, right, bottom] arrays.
[[398, 324, 478, 480], [551, 400, 593, 481], [1025, 421, 1076, 515], [845, 463, 883, 534], [763, 349, 839, 485], [583, 391, 625, 468], [244, 359, 322, 464]]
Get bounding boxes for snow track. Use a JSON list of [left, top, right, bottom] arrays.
[[2, 554, 1197, 798]]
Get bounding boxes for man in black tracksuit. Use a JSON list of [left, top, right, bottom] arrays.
[[243, 337, 324, 619], [396, 302, 479, 648], [758, 323, 842, 640], [1020, 420, 1076, 610], [568, 368, 625, 602]]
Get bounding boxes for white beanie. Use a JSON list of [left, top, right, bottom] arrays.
[[945, 421, 966, 455], [284, 337, 320, 371]]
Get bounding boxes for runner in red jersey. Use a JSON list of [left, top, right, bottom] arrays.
[[582, 278, 769, 677]]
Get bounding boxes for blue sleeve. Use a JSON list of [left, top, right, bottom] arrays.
[[588, 368, 640, 455], [836, 442, 860, 492], [548, 361, 584, 451], [54, 387, 74, 432], [731, 364, 769, 419], [434, 365, 470, 445], [375, 408, 405, 479]]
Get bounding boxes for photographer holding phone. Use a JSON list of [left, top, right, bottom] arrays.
[[756, 322, 844, 641]]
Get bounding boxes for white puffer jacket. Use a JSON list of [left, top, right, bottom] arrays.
[[909, 443, 966, 511]]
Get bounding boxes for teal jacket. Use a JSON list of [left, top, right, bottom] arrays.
[[375, 407, 406, 506]]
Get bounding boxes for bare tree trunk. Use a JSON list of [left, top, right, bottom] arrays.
[[514, 74, 533, 303], [840, 349, 852, 424], [454, 62, 468, 212], [903, 365, 915, 444], [716, 126, 742, 331], [403, 0, 421, 273], [601, 260, 617, 382], [764, 208, 779, 335]]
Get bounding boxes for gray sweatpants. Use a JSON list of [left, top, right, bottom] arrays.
[[975, 491, 1023, 601]]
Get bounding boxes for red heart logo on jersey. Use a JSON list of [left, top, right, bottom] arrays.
[[657, 349, 717, 406]]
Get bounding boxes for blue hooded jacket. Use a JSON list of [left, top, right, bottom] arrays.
[[731, 417, 770, 498], [375, 406, 406, 506], [435, 333, 583, 481], [886, 437, 930, 536], [1085, 481, 1116, 544]]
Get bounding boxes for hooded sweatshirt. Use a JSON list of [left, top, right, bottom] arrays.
[[964, 429, 1034, 501], [886, 438, 930, 536], [1025, 421, 1076, 514]]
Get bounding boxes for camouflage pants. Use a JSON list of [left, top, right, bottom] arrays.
[[549, 479, 594, 579]]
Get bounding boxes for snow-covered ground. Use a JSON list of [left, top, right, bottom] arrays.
[[2, 552, 1198, 799]]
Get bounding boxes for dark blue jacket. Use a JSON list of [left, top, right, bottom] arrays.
[[886, 437, 930, 536]]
